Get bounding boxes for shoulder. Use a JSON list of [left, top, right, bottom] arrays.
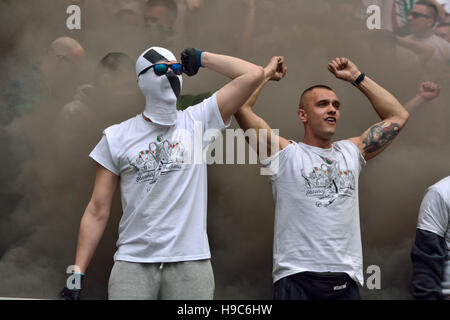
[[104, 115, 138, 140], [430, 35, 450, 49], [428, 176, 450, 201], [334, 139, 360, 154], [335, 139, 366, 167], [260, 140, 296, 167]]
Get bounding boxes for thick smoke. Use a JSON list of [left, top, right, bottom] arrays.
[[0, 0, 449, 299]]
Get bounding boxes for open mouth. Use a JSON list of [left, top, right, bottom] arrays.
[[325, 117, 336, 125]]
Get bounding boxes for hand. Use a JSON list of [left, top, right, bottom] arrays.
[[181, 48, 204, 76], [328, 57, 361, 83], [417, 81, 440, 101], [60, 286, 82, 300], [60, 272, 84, 300], [265, 56, 287, 81]]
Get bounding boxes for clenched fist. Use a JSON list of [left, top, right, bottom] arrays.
[[417, 81, 440, 101], [265, 56, 287, 82], [328, 57, 361, 83], [181, 48, 204, 76]]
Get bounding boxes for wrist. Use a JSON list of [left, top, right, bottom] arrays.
[[263, 67, 274, 80], [351, 72, 365, 87], [350, 71, 362, 83], [200, 51, 208, 68], [416, 94, 427, 103]]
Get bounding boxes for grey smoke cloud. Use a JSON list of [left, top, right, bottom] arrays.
[[0, 0, 449, 299]]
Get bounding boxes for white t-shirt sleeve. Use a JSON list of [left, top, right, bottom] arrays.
[[184, 92, 230, 132], [437, 0, 450, 13], [260, 141, 295, 180], [417, 189, 449, 237], [344, 140, 366, 172], [89, 133, 120, 176]]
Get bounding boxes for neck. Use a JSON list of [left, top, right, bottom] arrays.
[[414, 29, 434, 39], [302, 134, 333, 149]]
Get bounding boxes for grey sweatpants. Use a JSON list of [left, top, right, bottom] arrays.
[[108, 259, 215, 300]]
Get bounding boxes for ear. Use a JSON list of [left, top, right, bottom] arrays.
[[298, 107, 307, 123]]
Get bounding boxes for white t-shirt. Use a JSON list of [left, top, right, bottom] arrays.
[[406, 34, 450, 67], [437, 0, 450, 13], [89, 93, 229, 263], [262, 140, 366, 285], [417, 176, 450, 297]]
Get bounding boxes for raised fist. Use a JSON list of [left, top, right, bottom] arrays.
[[328, 57, 361, 83], [418, 81, 440, 101], [265, 56, 287, 81], [181, 48, 204, 77]]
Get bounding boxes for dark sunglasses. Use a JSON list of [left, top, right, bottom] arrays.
[[138, 63, 183, 77], [410, 12, 432, 19]]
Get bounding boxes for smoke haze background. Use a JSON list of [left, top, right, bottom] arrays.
[[0, 0, 449, 299]]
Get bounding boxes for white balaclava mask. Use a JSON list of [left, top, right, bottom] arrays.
[[136, 47, 182, 125]]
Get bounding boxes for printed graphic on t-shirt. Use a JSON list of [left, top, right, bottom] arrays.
[[301, 156, 356, 208], [127, 135, 186, 190]]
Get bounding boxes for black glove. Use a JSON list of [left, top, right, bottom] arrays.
[[60, 273, 84, 300], [181, 48, 204, 76]]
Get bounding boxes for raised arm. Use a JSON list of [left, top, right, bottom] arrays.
[[181, 48, 264, 124], [396, 35, 435, 65], [234, 56, 290, 157], [328, 57, 409, 161], [404, 81, 441, 113]]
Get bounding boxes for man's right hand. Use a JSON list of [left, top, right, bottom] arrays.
[[181, 48, 204, 76], [60, 272, 84, 300], [60, 286, 82, 300], [265, 56, 287, 81]]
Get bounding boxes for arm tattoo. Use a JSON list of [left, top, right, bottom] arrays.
[[362, 121, 401, 154]]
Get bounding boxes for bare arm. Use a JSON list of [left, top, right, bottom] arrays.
[[201, 52, 264, 124], [404, 81, 441, 112], [74, 164, 119, 274], [396, 35, 435, 65], [234, 56, 290, 157], [328, 57, 409, 161]]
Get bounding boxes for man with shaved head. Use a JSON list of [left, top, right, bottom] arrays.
[[234, 56, 409, 300], [1, 36, 85, 123], [40, 37, 85, 95]]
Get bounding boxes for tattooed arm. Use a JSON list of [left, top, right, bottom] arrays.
[[327, 57, 409, 161]]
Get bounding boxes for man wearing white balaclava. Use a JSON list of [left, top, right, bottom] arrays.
[[136, 46, 182, 125], [61, 46, 264, 300]]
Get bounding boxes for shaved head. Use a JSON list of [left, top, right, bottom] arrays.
[[50, 37, 85, 62], [40, 37, 86, 90], [299, 85, 334, 109]]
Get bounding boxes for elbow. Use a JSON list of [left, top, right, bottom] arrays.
[[86, 200, 110, 222], [251, 66, 265, 85], [396, 107, 410, 128], [401, 107, 410, 124]]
